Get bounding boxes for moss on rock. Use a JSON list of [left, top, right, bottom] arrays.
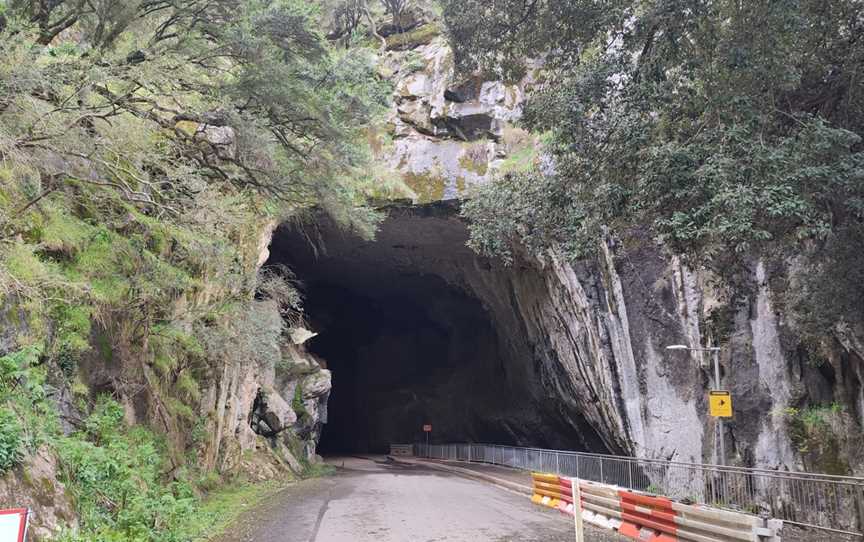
[[402, 171, 447, 203], [385, 24, 441, 51]]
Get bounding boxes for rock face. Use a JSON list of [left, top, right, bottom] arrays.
[[0, 448, 77, 541], [270, 204, 864, 476], [358, 30, 863, 473], [378, 35, 541, 203], [198, 300, 332, 478], [0, 222, 331, 531]]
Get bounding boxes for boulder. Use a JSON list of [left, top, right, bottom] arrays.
[[197, 124, 236, 160], [288, 327, 318, 345], [301, 370, 332, 400], [251, 387, 296, 436], [0, 448, 77, 540]]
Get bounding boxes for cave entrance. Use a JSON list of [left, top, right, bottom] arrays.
[[299, 274, 502, 454], [266, 202, 609, 455]]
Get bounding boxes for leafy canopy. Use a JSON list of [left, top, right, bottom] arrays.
[[446, 0, 864, 334], [0, 1, 389, 538]]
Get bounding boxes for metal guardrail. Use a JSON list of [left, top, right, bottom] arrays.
[[414, 442, 864, 537]]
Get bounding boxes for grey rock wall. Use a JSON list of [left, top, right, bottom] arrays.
[[274, 205, 864, 474], [377, 35, 541, 203], [198, 300, 332, 478], [370, 29, 864, 474], [0, 448, 76, 541]]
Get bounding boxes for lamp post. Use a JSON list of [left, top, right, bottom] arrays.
[[666, 344, 725, 466]]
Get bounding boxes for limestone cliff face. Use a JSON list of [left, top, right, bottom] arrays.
[[195, 224, 331, 477], [197, 299, 331, 478], [0, 220, 331, 537], [277, 205, 864, 475], [512, 241, 859, 470], [355, 34, 864, 473], [559, 244, 862, 474], [376, 34, 542, 203]]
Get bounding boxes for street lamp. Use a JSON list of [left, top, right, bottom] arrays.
[[666, 344, 726, 466]]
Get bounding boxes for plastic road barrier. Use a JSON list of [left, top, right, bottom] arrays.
[[389, 444, 413, 456], [530, 473, 783, 542]]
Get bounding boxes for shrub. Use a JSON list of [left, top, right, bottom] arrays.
[[402, 51, 426, 73], [57, 398, 197, 541], [783, 403, 850, 474], [292, 383, 310, 422], [0, 408, 23, 472]]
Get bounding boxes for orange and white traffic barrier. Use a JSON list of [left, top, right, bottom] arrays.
[[530, 472, 569, 510], [529, 474, 783, 541], [618, 491, 679, 540]]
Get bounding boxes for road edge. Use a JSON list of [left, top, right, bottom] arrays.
[[387, 456, 533, 497]]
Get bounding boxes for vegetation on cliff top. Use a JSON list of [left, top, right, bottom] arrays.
[[449, 0, 864, 343]]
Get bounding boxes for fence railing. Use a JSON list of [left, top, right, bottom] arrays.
[[414, 442, 864, 538]]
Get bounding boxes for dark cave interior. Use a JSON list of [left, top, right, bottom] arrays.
[[265, 204, 610, 455]]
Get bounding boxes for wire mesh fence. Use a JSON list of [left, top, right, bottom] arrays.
[[414, 442, 864, 537]]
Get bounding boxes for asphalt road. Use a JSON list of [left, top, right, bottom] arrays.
[[215, 456, 626, 542]]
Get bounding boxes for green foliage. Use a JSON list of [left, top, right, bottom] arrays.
[[783, 403, 850, 475], [497, 144, 537, 176], [258, 265, 305, 327], [302, 461, 336, 478], [402, 51, 427, 74], [0, 1, 389, 538], [0, 408, 23, 472], [292, 383, 310, 423], [463, 170, 577, 265], [449, 0, 864, 337], [0, 346, 55, 456], [170, 480, 286, 541], [0, 321, 273, 542], [0, 346, 41, 392], [57, 398, 197, 542]]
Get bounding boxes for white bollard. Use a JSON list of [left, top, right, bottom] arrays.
[[572, 478, 584, 542]]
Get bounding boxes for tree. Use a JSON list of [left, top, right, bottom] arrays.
[[446, 0, 864, 337], [0, 0, 388, 482], [2, 0, 389, 222], [329, 0, 365, 44], [379, 0, 410, 28]]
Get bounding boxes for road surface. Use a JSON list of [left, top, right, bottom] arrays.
[[215, 456, 626, 542]]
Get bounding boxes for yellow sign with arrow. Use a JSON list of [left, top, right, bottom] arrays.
[[709, 390, 732, 418]]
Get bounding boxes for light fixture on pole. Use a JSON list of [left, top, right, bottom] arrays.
[[665, 344, 726, 466]]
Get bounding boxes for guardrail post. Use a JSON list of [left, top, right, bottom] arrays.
[[856, 484, 864, 536], [572, 477, 584, 542]]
